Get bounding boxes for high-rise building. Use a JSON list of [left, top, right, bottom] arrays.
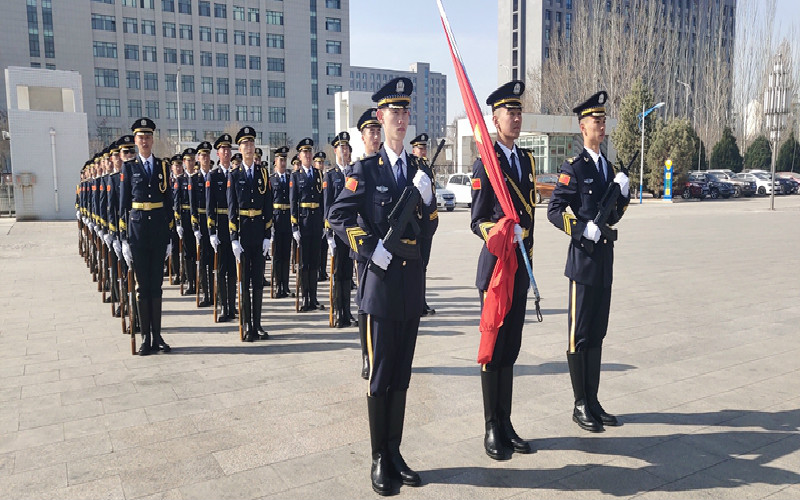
[[349, 62, 447, 143], [0, 0, 350, 153]]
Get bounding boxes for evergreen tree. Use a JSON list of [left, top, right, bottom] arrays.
[[610, 78, 657, 188], [644, 119, 696, 194], [709, 127, 743, 172], [775, 130, 800, 172], [743, 135, 772, 171]]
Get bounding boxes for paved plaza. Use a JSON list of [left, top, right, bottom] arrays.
[[1, 195, 800, 499]]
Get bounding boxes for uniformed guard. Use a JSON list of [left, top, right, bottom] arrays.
[[119, 118, 175, 355], [269, 146, 293, 298], [290, 138, 325, 312], [315, 151, 330, 284], [547, 91, 630, 432], [192, 141, 214, 307], [104, 139, 123, 316], [175, 148, 198, 295], [255, 147, 264, 169], [228, 126, 273, 341], [232, 152, 242, 170], [324, 132, 355, 327], [410, 132, 439, 317], [470, 81, 535, 460], [98, 147, 114, 304], [113, 136, 137, 321], [207, 133, 237, 322], [167, 155, 183, 283], [329, 77, 436, 495]]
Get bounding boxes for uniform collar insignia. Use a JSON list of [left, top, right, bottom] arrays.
[[376, 185, 388, 192]]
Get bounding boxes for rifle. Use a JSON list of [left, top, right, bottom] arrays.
[[179, 238, 185, 295], [328, 254, 335, 327], [583, 152, 638, 254], [128, 268, 136, 355], [294, 245, 301, 312], [428, 139, 446, 173], [237, 254, 251, 341], [196, 242, 201, 307], [269, 240, 275, 299], [368, 186, 422, 280], [118, 258, 127, 334], [109, 245, 115, 316], [237, 258, 244, 341], [213, 249, 219, 322], [100, 237, 107, 296]]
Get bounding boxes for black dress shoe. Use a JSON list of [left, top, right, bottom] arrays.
[[198, 298, 212, 307], [113, 306, 121, 318], [335, 318, 351, 328], [138, 343, 153, 356], [275, 292, 288, 299], [573, 402, 604, 433], [184, 287, 196, 296], [103, 296, 113, 303], [589, 403, 620, 427], [256, 329, 270, 340], [157, 341, 171, 353], [217, 313, 230, 323], [243, 331, 255, 342]]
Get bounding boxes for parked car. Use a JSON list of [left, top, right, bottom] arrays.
[[649, 175, 708, 200], [776, 172, 800, 194], [435, 182, 456, 211], [706, 169, 756, 197], [688, 172, 732, 199], [734, 172, 782, 195], [445, 173, 473, 207], [535, 173, 557, 203], [774, 176, 798, 195]]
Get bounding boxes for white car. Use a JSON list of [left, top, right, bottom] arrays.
[[735, 172, 782, 195], [435, 182, 456, 211], [445, 173, 473, 207]]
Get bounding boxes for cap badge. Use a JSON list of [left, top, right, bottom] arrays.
[[514, 83, 521, 94], [397, 80, 404, 93], [140, 119, 146, 126]]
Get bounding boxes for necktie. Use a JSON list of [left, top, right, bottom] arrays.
[[598, 156, 606, 184], [396, 158, 405, 188], [145, 159, 151, 178], [510, 152, 519, 182], [307, 168, 313, 181], [248, 168, 253, 182]]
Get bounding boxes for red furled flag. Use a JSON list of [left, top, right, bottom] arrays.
[[437, 0, 519, 365]]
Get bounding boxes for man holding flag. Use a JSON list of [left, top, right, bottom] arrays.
[[470, 81, 535, 460]]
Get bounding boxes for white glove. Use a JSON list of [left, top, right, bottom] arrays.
[[165, 242, 172, 261], [614, 171, 630, 197], [327, 236, 336, 256], [76, 210, 81, 221], [371, 239, 392, 271], [122, 241, 133, 267], [583, 221, 601, 243], [293, 230, 301, 244], [113, 239, 122, 260], [193, 230, 202, 243], [177, 226, 184, 239], [82, 216, 88, 225], [412, 170, 434, 205], [103, 233, 113, 249], [232, 239, 243, 262], [210, 234, 219, 252], [262, 238, 271, 257]]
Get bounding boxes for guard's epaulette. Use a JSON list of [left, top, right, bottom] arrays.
[[567, 156, 577, 164]]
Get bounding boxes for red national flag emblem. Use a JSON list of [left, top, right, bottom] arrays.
[[471, 178, 481, 190], [345, 177, 358, 192], [205, 180, 210, 187], [322, 181, 328, 189], [558, 173, 571, 185]]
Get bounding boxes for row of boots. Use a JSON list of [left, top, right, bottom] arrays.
[[482, 366, 532, 460], [568, 347, 619, 432], [368, 391, 420, 496], [136, 297, 171, 356]]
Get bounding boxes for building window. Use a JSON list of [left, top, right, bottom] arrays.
[[248, 8, 259, 22], [203, 104, 214, 121], [267, 57, 284, 72], [201, 76, 213, 94], [142, 45, 157, 62], [215, 28, 227, 43], [268, 106, 286, 123], [217, 104, 230, 121], [178, 0, 191, 14], [182, 102, 195, 120], [250, 80, 261, 96], [214, 3, 226, 18], [326, 40, 341, 54], [180, 49, 193, 65], [234, 54, 246, 69], [122, 17, 138, 34], [144, 72, 158, 90], [126, 70, 140, 89], [327, 108, 335, 120], [128, 99, 142, 118], [198, 0, 210, 16], [326, 0, 341, 8], [249, 32, 260, 46], [93, 41, 117, 58], [166, 101, 178, 119], [165, 73, 177, 91], [125, 44, 139, 60], [266, 33, 284, 48], [181, 74, 194, 92], [164, 47, 177, 63], [235, 78, 247, 95], [97, 98, 121, 117], [141, 19, 155, 35], [217, 78, 229, 95], [162, 0, 174, 11], [199, 26, 211, 41], [179, 24, 192, 40], [268, 80, 285, 98], [268, 132, 287, 146], [326, 84, 342, 95], [146, 100, 159, 118], [234, 30, 245, 45], [325, 17, 341, 32], [91, 14, 116, 31], [140, 0, 154, 9], [251, 106, 262, 122], [249, 56, 261, 70], [216, 52, 228, 67], [163, 22, 176, 38], [95, 68, 119, 88], [233, 5, 244, 20], [122, 0, 136, 6], [236, 105, 247, 121], [265, 10, 283, 25], [326, 62, 342, 77]]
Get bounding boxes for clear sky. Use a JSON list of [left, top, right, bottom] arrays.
[[349, 0, 799, 123]]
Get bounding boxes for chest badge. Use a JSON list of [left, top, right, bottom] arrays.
[[376, 185, 388, 193]]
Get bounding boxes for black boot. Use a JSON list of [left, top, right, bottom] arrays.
[[253, 292, 268, 339], [497, 366, 532, 453], [300, 270, 312, 311], [567, 351, 603, 432], [359, 312, 370, 380], [367, 394, 393, 496], [387, 390, 421, 486], [481, 369, 512, 460], [137, 298, 153, 356], [586, 347, 619, 426], [151, 297, 171, 353]]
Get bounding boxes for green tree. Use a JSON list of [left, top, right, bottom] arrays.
[[775, 129, 800, 172], [610, 78, 656, 188], [644, 119, 696, 194], [743, 135, 772, 171], [709, 127, 743, 172]]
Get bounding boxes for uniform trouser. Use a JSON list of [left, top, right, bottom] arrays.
[[478, 251, 529, 371], [299, 231, 321, 303], [131, 242, 167, 300], [319, 235, 328, 279], [567, 281, 612, 352], [109, 251, 119, 302], [198, 232, 213, 298], [332, 236, 353, 319], [242, 241, 266, 329], [170, 230, 180, 277], [181, 224, 197, 286], [367, 314, 420, 396], [216, 237, 237, 314], [420, 235, 433, 307], [273, 232, 292, 293]]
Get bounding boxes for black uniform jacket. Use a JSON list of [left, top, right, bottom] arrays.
[[546, 149, 630, 287], [205, 166, 230, 239], [289, 165, 325, 235], [269, 171, 292, 234], [470, 143, 536, 291], [119, 156, 174, 247], [323, 165, 346, 236], [328, 147, 436, 320], [227, 165, 273, 247]]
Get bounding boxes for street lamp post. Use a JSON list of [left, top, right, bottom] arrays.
[[764, 53, 790, 211], [176, 66, 182, 154], [637, 101, 666, 204]]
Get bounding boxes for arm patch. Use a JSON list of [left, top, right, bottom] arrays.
[[558, 173, 571, 185]]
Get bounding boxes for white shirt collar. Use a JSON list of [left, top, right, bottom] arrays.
[[303, 165, 313, 176], [495, 141, 518, 166], [243, 162, 255, 174], [585, 146, 603, 168], [384, 146, 407, 169], [139, 154, 154, 166]]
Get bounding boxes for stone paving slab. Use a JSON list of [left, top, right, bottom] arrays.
[[1, 194, 799, 499]]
